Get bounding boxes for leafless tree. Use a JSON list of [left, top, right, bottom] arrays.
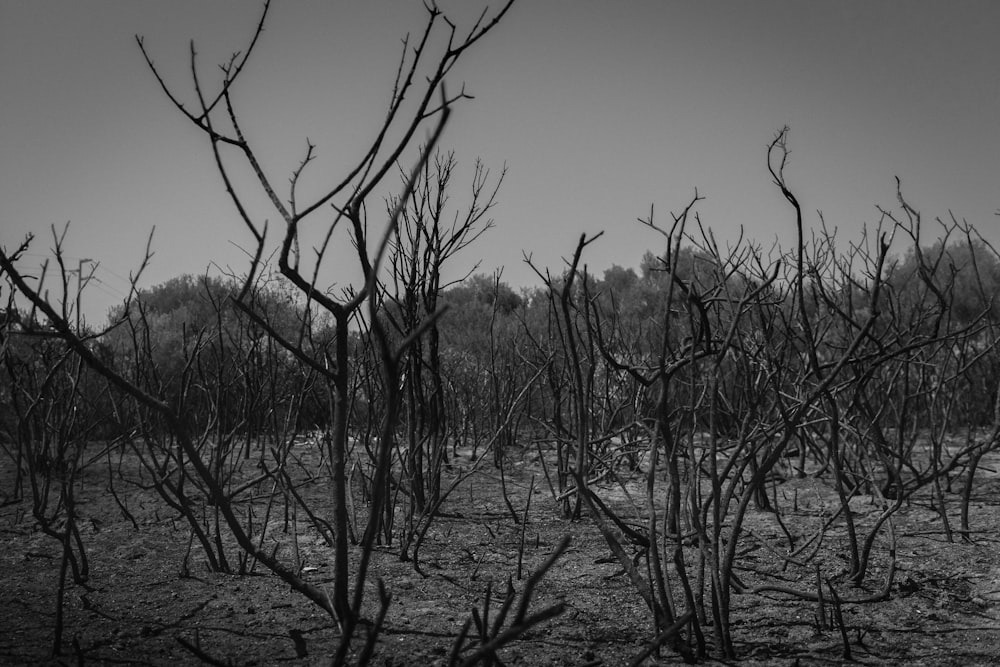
[[2, 1, 517, 662]]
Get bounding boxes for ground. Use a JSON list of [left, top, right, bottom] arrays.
[[2, 443, 999, 666]]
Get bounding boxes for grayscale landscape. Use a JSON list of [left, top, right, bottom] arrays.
[[3, 2, 1000, 664]]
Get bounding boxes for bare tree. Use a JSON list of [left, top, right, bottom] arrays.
[[2, 2, 516, 662]]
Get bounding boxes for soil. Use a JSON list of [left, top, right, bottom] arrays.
[[2, 440, 999, 666]]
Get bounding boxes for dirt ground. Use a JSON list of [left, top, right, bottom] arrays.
[[2, 442, 999, 666]]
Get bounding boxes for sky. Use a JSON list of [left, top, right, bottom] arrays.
[[2, 1, 999, 325]]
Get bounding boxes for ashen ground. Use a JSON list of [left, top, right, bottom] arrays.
[[1, 444, 999, 665]]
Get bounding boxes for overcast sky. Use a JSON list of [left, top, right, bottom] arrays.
[[3, 1, 999, 323]]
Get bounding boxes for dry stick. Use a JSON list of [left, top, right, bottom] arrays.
[[854, 485, 904, 585], [960, 445, 986, 541], [514, 535, 570, 625], [180, 527, 196, 578], [103, 430, 140, 531], [271, 465, 336, 547], [815, 563, 827, 630], [553, 467, 619, 502], [245, 473, 279, 575], [517, 475, 536, 580], [574, 475, 659, 615], [455, 536, 570, 667], [827, 579, 851, 661], [534, 439, 557, 501], [457, 549, 560, 665], [752, 514, 898, 604], [672, 542, 706, 657], [449, 618, 473, 667], [746, 524, 824, 570], [478, 581, 494, 647], [470, 550, 489, 581], [645, 426, 676, 642], [52, 518, 73, 657], [932, 474, 954, 543], [628, 610, 696, 667], [580, 483, 649, 547], [497, 455, 520, 525], [458, 604, 566, 667]]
